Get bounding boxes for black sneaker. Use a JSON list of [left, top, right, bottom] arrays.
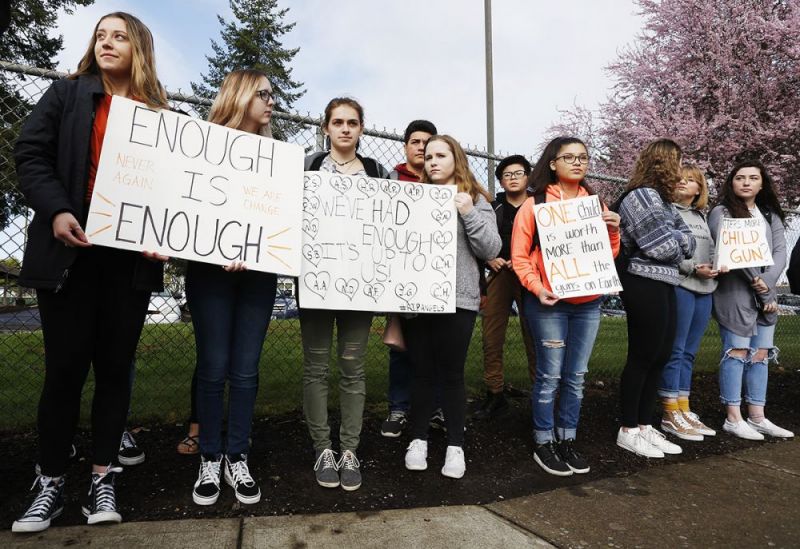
[[12, 474, 65, 533], [472, 391, 509, 420], [381, 410, 408, 438], [118, 430, 145, 466], [224, 454, 261, 504], [558, 439, 590, 474], [429, 408, 446, 431], [533, 442, 573, 477], [313, 448, 339, 488], [81, 466, 123, 525], [338, 450, 362, 491], [192, 455, 222, 506]]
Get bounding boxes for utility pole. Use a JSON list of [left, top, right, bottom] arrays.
[[484, 0, 496, 195]]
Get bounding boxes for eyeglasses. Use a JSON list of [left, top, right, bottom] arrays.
[[502, 170, 527, 180], [555, 153, 590, 165], [256, 89, 273, 103]]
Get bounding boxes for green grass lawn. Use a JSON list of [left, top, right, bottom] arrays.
[[1, 315, 798, 430]]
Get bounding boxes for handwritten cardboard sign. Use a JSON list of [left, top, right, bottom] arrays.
[[85, 96, 305, 275], [533, 195, 621, 298], [713, 216, 774, 270], [299, 172, 457, 312]]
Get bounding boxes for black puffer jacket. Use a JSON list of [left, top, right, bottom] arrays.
[[14, 74, 163, 291]]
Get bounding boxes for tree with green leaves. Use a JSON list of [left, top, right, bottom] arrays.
[[0, 0, 95, 230], [192, 0, 305, 140]]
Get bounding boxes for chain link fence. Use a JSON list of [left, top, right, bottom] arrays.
[[1, 61, 798, 430]]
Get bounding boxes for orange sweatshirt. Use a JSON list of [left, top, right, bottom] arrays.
[[510, 184, 621, 304]]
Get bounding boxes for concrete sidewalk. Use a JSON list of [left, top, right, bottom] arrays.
[[3, 441, 797, 548]]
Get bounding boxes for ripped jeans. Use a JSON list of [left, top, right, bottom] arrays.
[[524, 292, 601, 444], [718, 324, 777, 406]]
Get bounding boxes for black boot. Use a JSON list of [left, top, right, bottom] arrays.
[[472, 391, 509, 420]]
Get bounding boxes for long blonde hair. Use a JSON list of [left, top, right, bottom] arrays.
[[681, 164, 709, 209], [208, 69, 273, 137], [420, 135, 492, 203], [70, 12, 168, 109]]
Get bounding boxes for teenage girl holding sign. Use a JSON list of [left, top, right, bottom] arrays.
[[709, 161, 792, 440], [188, 69, 279, 507], [12, 12, 169, 532], [510, 137, 620, 476]]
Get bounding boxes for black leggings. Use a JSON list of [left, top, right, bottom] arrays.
[[402, 309, 477, 447], [37, 247, 150, 475], [619, 272, 677, 428]]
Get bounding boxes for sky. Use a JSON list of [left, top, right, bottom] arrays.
[[50, 0, 645, 157]]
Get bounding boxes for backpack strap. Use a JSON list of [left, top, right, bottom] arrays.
[[529, 188, 548, 254]]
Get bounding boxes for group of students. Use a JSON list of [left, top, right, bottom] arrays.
[[9, 10, 795, 535]]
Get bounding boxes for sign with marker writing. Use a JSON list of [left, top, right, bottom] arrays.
[[85, 96, 304, 275], [713, 216, 773, 270], [299, 171, 457, 312], [533, 195, 621, 298]]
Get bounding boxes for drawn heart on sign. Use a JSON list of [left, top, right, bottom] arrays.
[[380, 180, 401, 199], [356, 177, 378, 198], [403, 183, 424, 202], [394, 282, 418, 305], [302, 218, 319, 239], [430, 281, 453, 303], [363, 282, 385, 302], [303, 195, 320, 215], [302, 243, 323, 267], [431, 255, 454, 278], [329, 175, 352, 195], [304, 272, 330, 299], [303, 174, 322, 192], [335, 277, 359, 301], [431, 209, 452, 226], [429, 187, 453, 206], [432, 230, 453, 250]]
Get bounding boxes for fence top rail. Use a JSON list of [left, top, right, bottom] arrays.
[[1, 59, 627, 183]]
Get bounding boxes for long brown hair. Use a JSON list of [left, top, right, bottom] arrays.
[[718, 160, 786, 221], [70, 12, 168, 109], [528, 136, 596, 196], [208, 69, 273, 137], [420, 135, 492, 203], [626, 139, 682, 202]]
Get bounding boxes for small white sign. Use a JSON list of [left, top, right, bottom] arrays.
[[85, 96, 305, 275], [298, 172, 457, 312], [714, 216, 774, 271], [532, 195, 622, 298]]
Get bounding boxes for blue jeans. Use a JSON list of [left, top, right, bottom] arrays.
[[187, 262, 277, 456], [718, 324, 777, 406], [658, 287, 712, 398], [524, 292, 601, 444]]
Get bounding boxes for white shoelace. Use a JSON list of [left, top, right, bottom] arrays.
[[90, 466, 122, 513], [120, 431, 137, 450], [314, 449, 338, 472], [407, 439, 426, 453], [671, 412, 694, 430], [21, 475, 61, 519], [388, 410, 406, 422], [338, 450, 360, 471], [198, 459, 221, 487], [227, 458, 255, 486]]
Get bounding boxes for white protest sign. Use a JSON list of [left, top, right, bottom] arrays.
[[533, 194, 622, 298], [85, 96, 304, 275], [299, 172, 457, 312], [713, 216, 773, 270]]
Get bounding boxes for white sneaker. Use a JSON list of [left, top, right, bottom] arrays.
[[405, 439, 428, 471], [640, 425, 682, 455], [616, 427, 664, 458], [722, 419, 764, 441], [747, 418, 794, 438], [441, 446, 465, 479]]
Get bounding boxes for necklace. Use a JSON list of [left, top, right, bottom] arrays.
[[330, 154, 357, 167], [557, 182, 579, 200]]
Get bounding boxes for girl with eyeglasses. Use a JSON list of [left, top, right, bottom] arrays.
[[188, 69, 278, 507], [510, 137, 620, 476], [709, 161, 792, 440], [12, 12, 169, 532], [614, 139, 695, 459], [301, 97, 389, 492]]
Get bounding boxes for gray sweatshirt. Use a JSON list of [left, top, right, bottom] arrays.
[[455, 195, 502, 311], [708, 205, 787, 336], [674, 204, 718, 294]]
